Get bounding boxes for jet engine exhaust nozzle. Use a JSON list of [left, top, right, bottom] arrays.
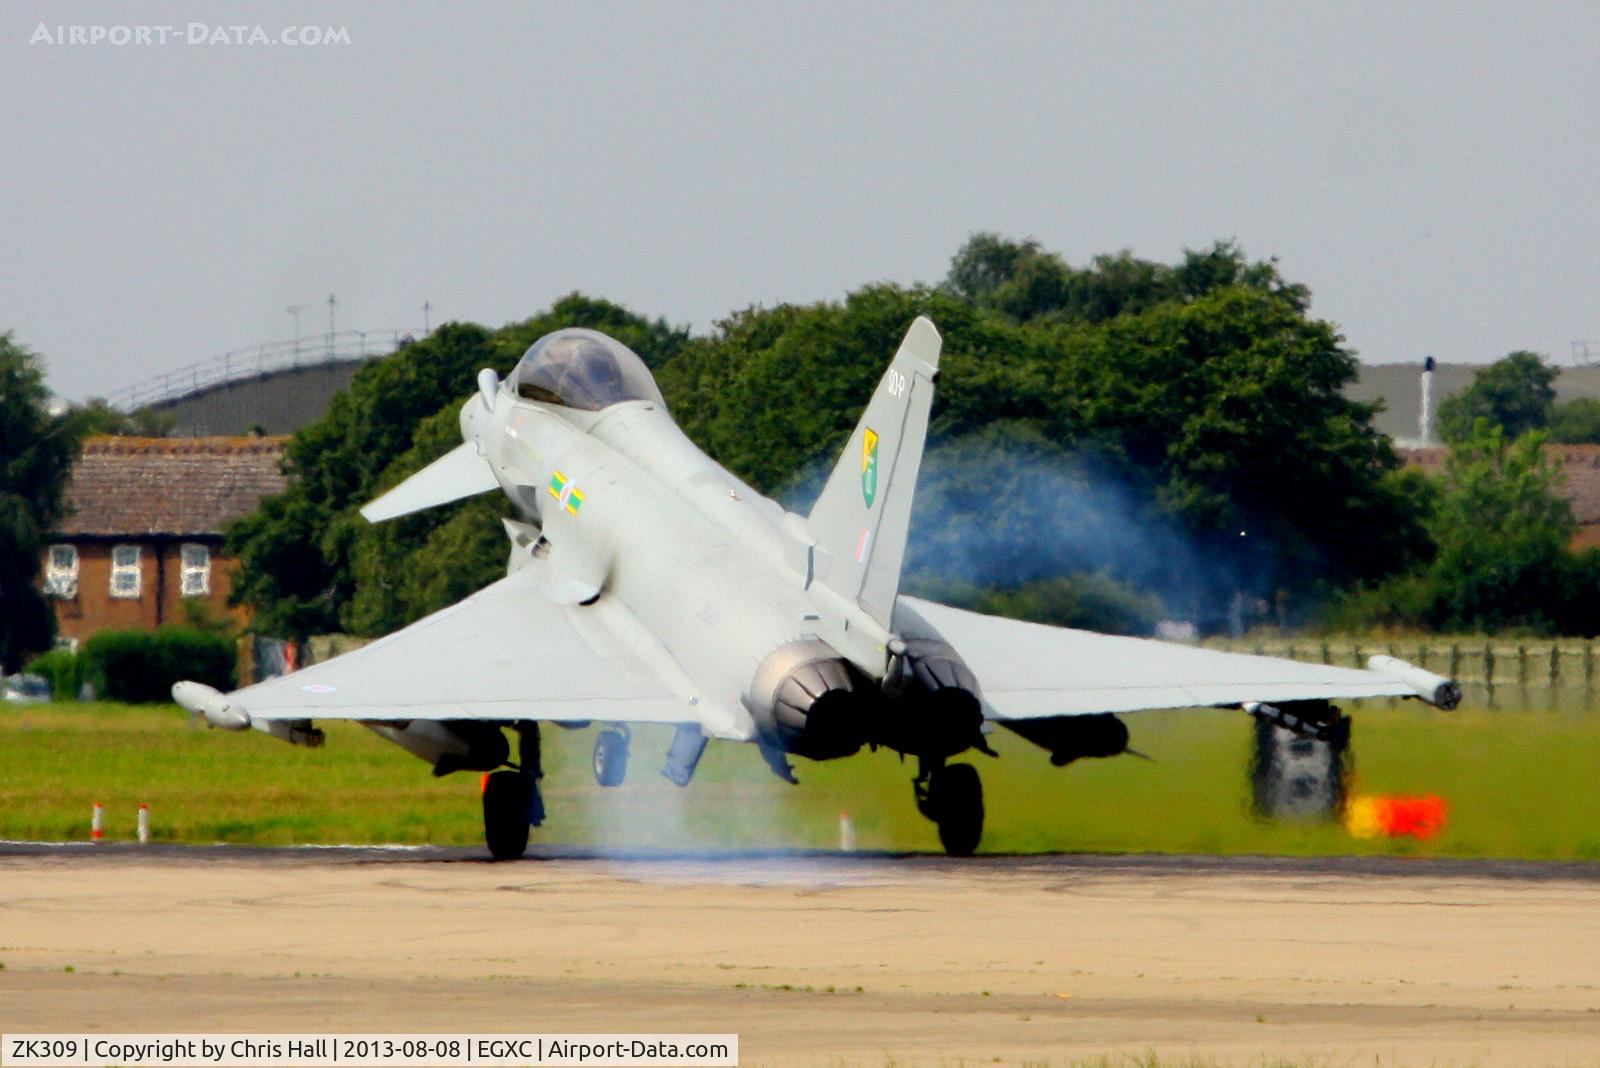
[[749, 641, 869, 760], [883, 640, 984, 758]]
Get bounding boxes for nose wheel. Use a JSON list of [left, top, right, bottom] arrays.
[[914, 760, 984, 856], [593, 728, 629, 787]]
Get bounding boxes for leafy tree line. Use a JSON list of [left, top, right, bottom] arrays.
[[1290, 342, 1600, 635], [10, 235, 1593, 665], [1438, 349, 1600, 445], [226, 238, 1436, 639], [658, 274, 1424, 628], [1332, 420, 1600, 635], [1339, 349, 1600, 636]]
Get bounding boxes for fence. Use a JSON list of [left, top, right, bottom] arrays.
[[110, 328, 422, 411], [1206, 637, 1600, 711]]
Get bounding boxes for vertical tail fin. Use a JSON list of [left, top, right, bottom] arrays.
[[806, 316, 941, 628]]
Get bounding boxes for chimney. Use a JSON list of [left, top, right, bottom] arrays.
[[1419, 356, 1436, 445]]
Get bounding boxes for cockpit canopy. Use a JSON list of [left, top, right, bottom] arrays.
[[510, 329, 665, 412]]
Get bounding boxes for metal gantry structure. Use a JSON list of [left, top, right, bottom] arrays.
[[108, 327, 424, 412]]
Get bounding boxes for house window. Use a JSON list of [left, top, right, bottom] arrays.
[[44, 544, 79, 598], [110, 544, 142, 599], [180, 543, 211, 597]]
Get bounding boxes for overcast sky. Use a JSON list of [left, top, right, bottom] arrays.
[[4, 1, 1597, 403]]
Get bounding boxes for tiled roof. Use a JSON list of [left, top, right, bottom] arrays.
[[1400, 444, 1600, 525], [56, 436, 289, 538]]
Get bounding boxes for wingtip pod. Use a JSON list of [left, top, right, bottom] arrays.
[[171, 681, 251, 730], [1365, 655, 1463, 710]]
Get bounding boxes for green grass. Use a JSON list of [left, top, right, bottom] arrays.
[[1, 700, 1597, 859]]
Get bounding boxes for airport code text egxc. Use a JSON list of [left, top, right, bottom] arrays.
[[0, 1034, 738, 1066]]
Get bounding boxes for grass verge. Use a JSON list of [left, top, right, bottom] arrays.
[[0, 700, 1596, 858]]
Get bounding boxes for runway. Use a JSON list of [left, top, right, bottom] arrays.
[[7, 839, 1600, 881], [2, 845, 1597, 1066]]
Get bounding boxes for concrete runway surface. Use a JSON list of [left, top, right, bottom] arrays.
[[1, 845, 1597, 1066]]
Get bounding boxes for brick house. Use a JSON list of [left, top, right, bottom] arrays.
[[40, 436, 288, 647]]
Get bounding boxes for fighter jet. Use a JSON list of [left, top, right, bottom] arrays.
[[175, 319, 1461, 858]]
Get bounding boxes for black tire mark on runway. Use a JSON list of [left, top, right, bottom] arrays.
[[3, 840, 1598, 883]]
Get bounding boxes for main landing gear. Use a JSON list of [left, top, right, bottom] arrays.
[[914, 757, 984, 857], [482, 722, 545, 861], [592, 727, 629, 787]]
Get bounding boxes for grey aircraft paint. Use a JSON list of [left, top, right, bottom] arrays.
[[175, 318, 1459, 856]]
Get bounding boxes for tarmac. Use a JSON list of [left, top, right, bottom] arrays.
[[2, 844, 1598, 1066]]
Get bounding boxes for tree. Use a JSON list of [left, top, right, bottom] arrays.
[[661, 254, 1423, 619], [1426, 423, 1583, 632], [1048, 285, 1424, 608], [1547, 397, 1600, 445], [976, 573, 1165, 636], [1437, 351, 1556, 442], [340, 404, 510, 636], [659, 284, 1048, 492], [942, 235, 1309, 325], [0, 333, 73, 670], [63, 398, 175, 439], [229, 241, 1429, 638], [491, 291, 690, 370], [1332, 421, 1600, 634], [943, 233, 1044, 303], [227, 321, 503, 638]]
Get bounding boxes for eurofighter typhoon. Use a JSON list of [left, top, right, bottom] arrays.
[[175, 319, 1461, 858]]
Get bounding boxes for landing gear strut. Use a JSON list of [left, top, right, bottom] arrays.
[[593, 727, 629, 787], [914, 758, 984, 857], [482, 722, 544, 861]]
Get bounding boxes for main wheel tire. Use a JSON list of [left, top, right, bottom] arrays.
[[593, 729, 628, 788], [483, 770, 531, 861], [930, 763, 984, 857]]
